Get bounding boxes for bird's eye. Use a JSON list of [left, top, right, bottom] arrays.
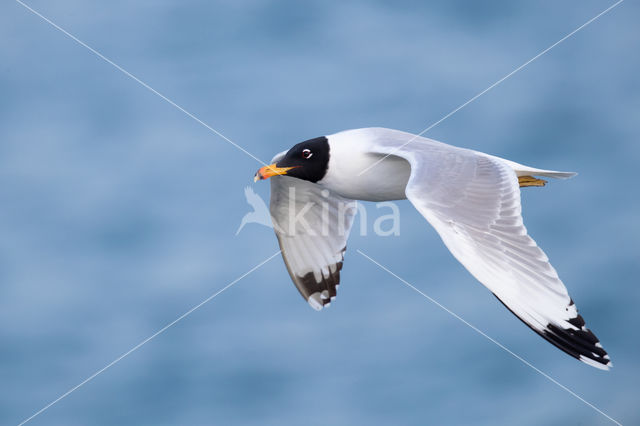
[[302, 149, 313, 159]]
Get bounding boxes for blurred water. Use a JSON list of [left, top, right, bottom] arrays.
[[1, 1, 638, 425]]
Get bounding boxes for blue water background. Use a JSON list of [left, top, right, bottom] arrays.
[[1, 1, 638, 425]]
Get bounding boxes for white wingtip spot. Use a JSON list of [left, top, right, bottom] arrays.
[[308, 293, 323, 311], [579, 355, 611, 371]]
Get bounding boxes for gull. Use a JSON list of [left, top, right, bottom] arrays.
[[254, 127, 611, 370]]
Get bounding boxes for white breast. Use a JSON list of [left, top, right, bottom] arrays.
[[318, 129, 411, 201]]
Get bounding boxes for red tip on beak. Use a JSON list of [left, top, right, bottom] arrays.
[[254, 163, 297, 182]]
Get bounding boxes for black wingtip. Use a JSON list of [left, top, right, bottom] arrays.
[[494, 295, 611, 370], [543, 315, 611, 370]]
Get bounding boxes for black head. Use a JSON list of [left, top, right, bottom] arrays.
[[254, 136, 330, 183]]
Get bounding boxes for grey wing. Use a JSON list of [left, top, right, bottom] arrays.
[[269, 151, 357, 310], [368, 131, 610, 369]]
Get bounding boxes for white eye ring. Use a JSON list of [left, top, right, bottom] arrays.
[[302, 149, 313, 159]]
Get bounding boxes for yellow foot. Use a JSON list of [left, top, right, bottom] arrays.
[[518, 175, 547, 188]]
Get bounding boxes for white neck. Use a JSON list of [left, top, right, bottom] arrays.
[[317, 129, 410, 201]]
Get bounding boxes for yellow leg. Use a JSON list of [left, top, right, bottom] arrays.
[[518, 175, 547, 188]]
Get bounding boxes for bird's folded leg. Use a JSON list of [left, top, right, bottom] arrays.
[[518, 175, 547, 188]]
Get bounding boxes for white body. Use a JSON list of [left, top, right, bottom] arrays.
[[319, 129, 411, 201], [319, 127, 573, 201]]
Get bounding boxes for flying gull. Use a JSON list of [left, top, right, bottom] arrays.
[[254, 127, 611, 370]]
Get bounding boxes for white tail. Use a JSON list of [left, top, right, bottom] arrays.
[[485, 155, 577, 179]]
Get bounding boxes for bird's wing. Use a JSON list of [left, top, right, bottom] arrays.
[[269, 153, 357, 310], [368, 133, 610, 369]]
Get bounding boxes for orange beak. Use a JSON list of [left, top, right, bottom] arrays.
[[254, 163, 297, 182]]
